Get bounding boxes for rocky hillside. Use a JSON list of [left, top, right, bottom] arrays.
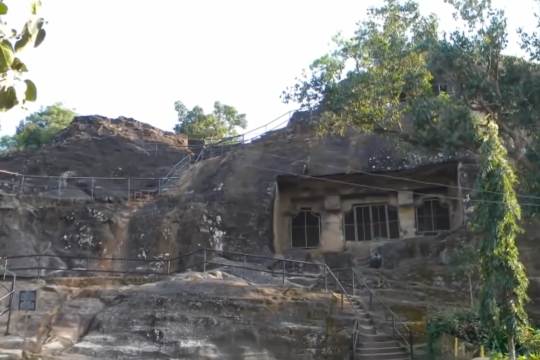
[[0, 272, 350, 359], [0, 113, 461, 261], [0, 116, 190, 178], [1, 112, 539, 347]]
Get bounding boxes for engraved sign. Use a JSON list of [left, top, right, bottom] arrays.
[[18, 290, 37, 311]]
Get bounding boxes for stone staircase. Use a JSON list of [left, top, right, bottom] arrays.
[[349, 296, 410, 360]]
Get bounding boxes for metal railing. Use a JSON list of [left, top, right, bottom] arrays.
[[332, 267, 416, 359], [1, 248, 369, 355], [159, 154, 192, 191], [0, 262, 16, 336], [0, 171, 186, 202]]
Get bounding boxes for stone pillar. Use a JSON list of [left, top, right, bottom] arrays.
[[320, 195, 345, 252], [398, 191, 416, 238], [320, 212, 344, 252]]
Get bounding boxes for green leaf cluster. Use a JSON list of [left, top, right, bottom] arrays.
[[0, 0, 45, 112], [284, 0, 436, 135], [427, 309, 540, 357], [283, 0, 540, 159], [0, 103, 75, 152], [173, 100, 247, 141], [427, 309, 488, 354]]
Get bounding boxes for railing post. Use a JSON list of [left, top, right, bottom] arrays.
[[4, 276, 14, 335], [127, 177, 131, 201], [323, 265, 328, 293], [409, 327, 414, 359], [3, 258, 7, 280], [166, 258, 171, 275], [352, 269, 355, 296], [282, 260, 286, 286], [203, 248, 207, 273], [36, 255, 41, 279], [19, 175, 25, 195], [91, 177, 95, 200]]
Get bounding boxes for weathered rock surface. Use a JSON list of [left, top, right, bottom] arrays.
[[1, 113, 540, 355], [0, 114, 466, 266], [0, 116, 189, 177], [0, 272, 350, 359]]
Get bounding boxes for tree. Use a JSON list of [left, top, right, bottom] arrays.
[[519, 0, 540, 61], [173, 100, 247, 140], [283, 0, 437, 136], [0, 134, 14, 152], [473, 121, 529, 359], [285, 1, 532, 357], [0, 0, 46, 112], [9, 103, 75, 150]]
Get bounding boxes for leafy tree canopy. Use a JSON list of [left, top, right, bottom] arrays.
[[283, 0, 437, 135], [0, 0, 45, 112], [173, 100, 247, 140], [283, 0, 540, 155], [1, 103, 75, 152]]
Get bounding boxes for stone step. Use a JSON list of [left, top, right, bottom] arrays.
[[0, 336, 24, 350], [0, 349, 22, 360], [357, 333, 393, 342], [358, 346, 405, 355], [358, 340, 401, 348], [330, 314, 372, 326], [355, 353, 409, 360]]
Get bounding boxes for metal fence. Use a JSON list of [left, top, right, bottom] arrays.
[[2, 248, 324, 280], [0, 171, 183, 201], [0, 265, 16, 336]]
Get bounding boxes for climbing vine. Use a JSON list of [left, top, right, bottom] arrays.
[[473, 122, 529, 359]]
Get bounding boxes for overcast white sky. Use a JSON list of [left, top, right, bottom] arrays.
[[0, 0, 537, 136]]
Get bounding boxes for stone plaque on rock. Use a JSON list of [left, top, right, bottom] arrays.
[[18, 290, 37, 311]]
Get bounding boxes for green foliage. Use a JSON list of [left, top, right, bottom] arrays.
[[490, 352, 540, 360], [284, 0, 540, 154], [444, 0, 493, 26], [427, 308, 540, 356], [285, 2, 536, 358], [2, 103, 75, 151], [0, 0, 45, 112], [0, 134, 15, 152], [427, 309, 487, 355], [173, 100, 247, 140], [519, 0, 540, 62], [283, 0, 436, 135], [523, 328, 540, 356], [409, 93, 477, 151], [473, 121, 529, 356]]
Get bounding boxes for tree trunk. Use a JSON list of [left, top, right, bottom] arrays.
[[508, 334, 516, 360]]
